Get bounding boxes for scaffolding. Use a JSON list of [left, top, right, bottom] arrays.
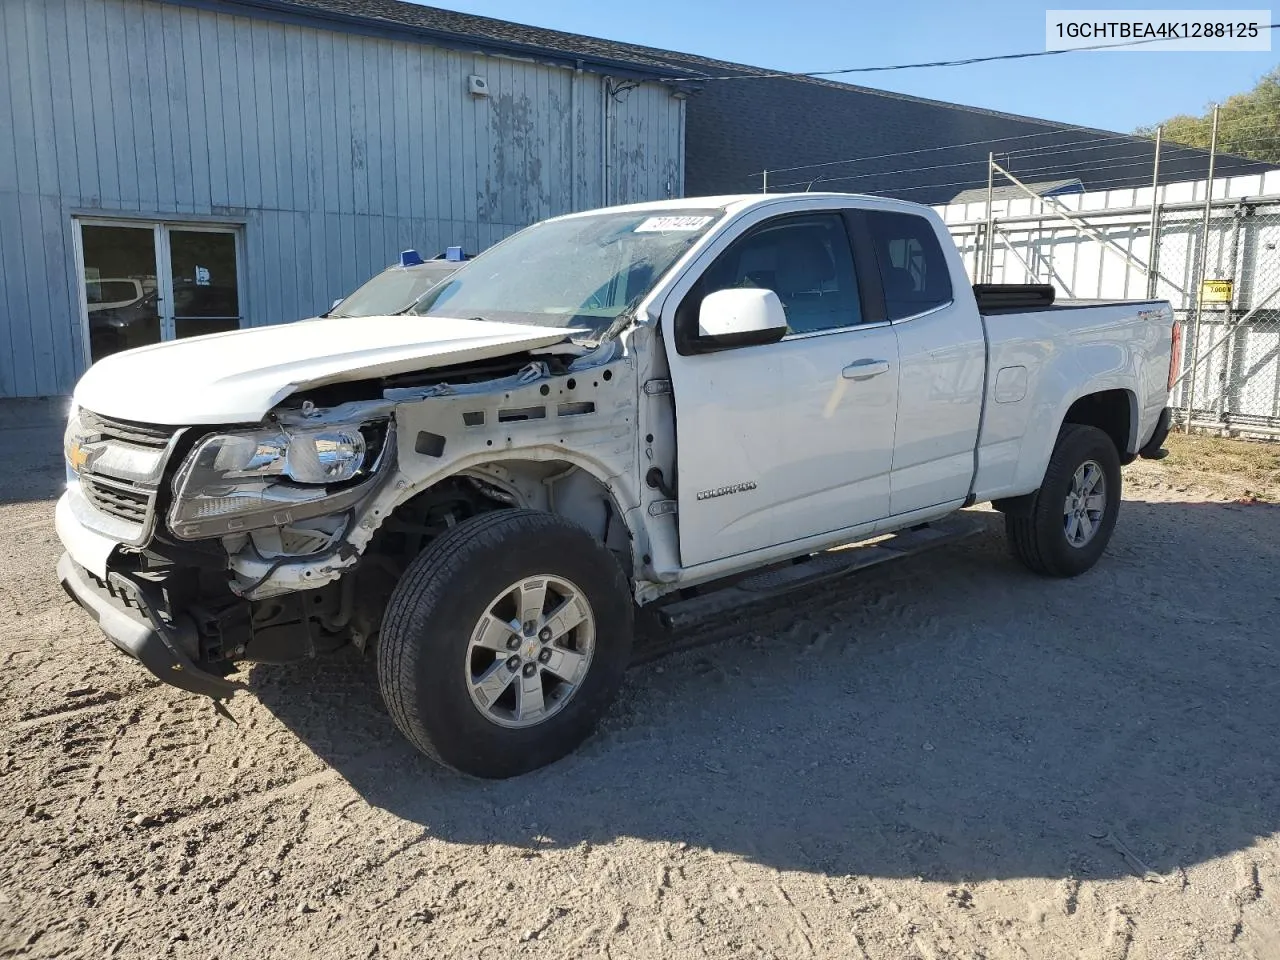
[[941, 117, 1280, 436]]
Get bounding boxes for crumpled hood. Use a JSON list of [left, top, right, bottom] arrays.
[[73, 315, 575, 425]]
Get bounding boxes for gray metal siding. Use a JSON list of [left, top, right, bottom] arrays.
[[0, 0, 685, 398], [607, 82, 684, 207]]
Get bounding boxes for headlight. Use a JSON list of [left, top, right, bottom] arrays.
[[168, 423, 383, 540], [203, 427, 366, 484]]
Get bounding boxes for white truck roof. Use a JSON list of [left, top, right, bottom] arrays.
[[547, 192, 936, 222]]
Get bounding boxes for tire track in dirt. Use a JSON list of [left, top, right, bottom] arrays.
[[13, 690, 126, 730]]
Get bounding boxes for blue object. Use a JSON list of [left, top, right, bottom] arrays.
[[400, 249, 425, 267], [445, 245, 465, 262]]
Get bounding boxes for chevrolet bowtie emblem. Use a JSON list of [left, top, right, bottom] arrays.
[[68, 440, 91, 473]]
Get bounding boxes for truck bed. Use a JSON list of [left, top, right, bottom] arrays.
[[983, 298, 1167, 315], [972, 282, 1165, 315], [973, 297, 1174, 501]]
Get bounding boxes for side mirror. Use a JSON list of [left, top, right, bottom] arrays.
[[695, 287, 788, 350]]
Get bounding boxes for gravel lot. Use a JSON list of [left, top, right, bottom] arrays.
[[2, 401, 1279, 960]]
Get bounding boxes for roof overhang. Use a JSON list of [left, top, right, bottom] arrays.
[[164, 0, 702, 88]]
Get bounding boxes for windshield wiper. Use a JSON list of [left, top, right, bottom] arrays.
[[587, 309, 637, 347]]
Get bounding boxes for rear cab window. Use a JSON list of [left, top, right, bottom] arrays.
[[862, 211, 954, 320]]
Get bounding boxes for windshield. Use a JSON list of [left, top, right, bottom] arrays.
[[409, 209, 723, 339], [329, 262, 461, 318]]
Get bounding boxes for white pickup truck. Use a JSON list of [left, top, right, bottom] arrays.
[[57, 193, 1176, 778]]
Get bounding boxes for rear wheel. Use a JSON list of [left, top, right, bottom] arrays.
[[1005, 424, 1121, 577], [377, 509, 633, 778]]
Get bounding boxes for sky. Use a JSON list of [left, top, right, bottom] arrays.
[[424, 0, 1276, 132]]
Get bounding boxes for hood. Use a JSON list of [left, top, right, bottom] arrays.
[[73, 315, 575, 425]]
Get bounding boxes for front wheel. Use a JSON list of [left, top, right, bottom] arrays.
[[377, 509, 633, 778], [1005, 424, 1122, 577]]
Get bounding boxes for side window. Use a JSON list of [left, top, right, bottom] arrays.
[[682, 213, 862, 338], [864, 211, 953, 320]]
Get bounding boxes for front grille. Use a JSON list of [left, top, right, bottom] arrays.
[[80, 410, 177, 449], [75, 410, 185, 539], [81, 475, 151, 523]]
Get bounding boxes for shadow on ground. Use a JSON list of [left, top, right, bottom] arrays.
[[251, 498, 1280, 884], [0, 400, 69, 504]]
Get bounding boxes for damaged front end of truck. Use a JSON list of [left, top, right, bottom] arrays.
[[57, 339, 643, 698]]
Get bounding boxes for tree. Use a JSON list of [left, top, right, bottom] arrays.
[[1136, 66, 1280, 162]]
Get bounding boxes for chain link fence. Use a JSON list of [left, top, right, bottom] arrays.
[[947, 197, 1280, 435]]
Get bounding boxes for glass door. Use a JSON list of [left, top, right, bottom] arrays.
[[77, 221, 243, 367], [164, 229, 243, 340], [80, 224, 162, 363]]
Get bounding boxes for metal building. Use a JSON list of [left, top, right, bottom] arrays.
[[0, 0, 688, 399]]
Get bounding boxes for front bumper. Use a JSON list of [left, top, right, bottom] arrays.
[[57, 552, 241, 699]]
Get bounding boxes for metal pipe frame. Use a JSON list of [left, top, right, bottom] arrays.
[[1185, 104, 1220, 432]]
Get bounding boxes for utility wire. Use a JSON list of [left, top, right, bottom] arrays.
[[757, 129, 1153, 177], [767, 134, 1262, 192], [778, 146, 1272, 197], [875, 157, 1280, 199], [759, 128, 1253, 187], [861, 169, 1192, 198], [759, 130, 1218, 184], [660, 24, 1280, 83], [766, 141, 1216, 192], [1005, 133, 1153, 156], [1005, 144, 1217, 171]]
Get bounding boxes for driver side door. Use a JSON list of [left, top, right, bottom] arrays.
[[663, 211, 900, 568]]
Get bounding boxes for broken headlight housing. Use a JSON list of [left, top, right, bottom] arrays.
[[168, 422, 387, 540]]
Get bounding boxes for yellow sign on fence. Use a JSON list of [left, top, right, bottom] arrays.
[[1200, 279, 1234, 304]]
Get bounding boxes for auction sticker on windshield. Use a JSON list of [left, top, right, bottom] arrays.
[[634, 216, 714, 232]]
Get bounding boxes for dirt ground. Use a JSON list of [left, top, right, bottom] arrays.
[[2, 406, 1279, 960]]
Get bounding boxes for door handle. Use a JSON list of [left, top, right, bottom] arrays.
[[842, 359, 890, 381]]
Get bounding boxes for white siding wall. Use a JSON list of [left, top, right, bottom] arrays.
[[0, 0, 685, 398]]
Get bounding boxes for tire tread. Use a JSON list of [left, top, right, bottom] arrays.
[[1005, 424, 1120, 578], [377, 509, 631, 775]]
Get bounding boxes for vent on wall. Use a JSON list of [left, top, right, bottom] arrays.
[[468, 75, 490, 97]]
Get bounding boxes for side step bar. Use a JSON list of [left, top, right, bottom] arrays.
[[654, 515, 985, 633]]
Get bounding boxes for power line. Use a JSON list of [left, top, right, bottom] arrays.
[[759, 121, 1262, 185], [758, 130, 1162, 180], [1005, 133, 1151, 157], [660, 24, 1280, 84], [873, 156, 1280, 201], [774, 133, 1269, 192], [1003, 141, 1209, 164], [753, 128, 1128, 178], [771, 158, 1155, 193], [1002, 133, 1234, 160], [1006, 142, 1218, 170], [771, 147, 1275, 198], [765, 141, 1220, 192], [1221, 135, 1280, 146], [760, 129, 1220, 184], [861, 168, 1186, 199]]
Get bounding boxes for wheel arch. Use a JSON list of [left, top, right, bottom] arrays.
[[1062, 388, 1139, 462], [1001, 382, 1140, 499], [377, 449, 647, 580]]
